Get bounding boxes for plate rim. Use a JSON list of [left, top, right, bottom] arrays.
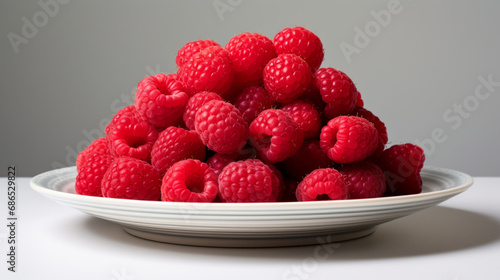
[[30, 165, 474, 211]]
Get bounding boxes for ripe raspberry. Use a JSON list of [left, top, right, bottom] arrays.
[[296, 168, 348, 201], [161, 159, 218, 202], [273, 26, 324, 72], [355, 91, 364, 107], [249, 109, 304, 163], [135, 73, 189, 129], [320, 116, 378, 164], [218, 159, 280, 202], [375, 143, 425, 195], [284, 140, 333, 181], [176, 39, 220, 68], [195, 100, 248, 154], [76, 137, 110, 173], [177, 46, 234, 98], [151, 126, 206, 174], [183, 91, 223, 130], [281, 99, 321, 139], [232, 86, 274, 124], [340, 161, 386, 199], [263, 53, 312, 103], [104, 105, 142, 135], [314, 68, 357, 119], [101, 157, 162, 200], [106, 107, 158, 162], [75, 153, 114, 197], [225, 33, 276, 87], [352, 107, 388, 156]]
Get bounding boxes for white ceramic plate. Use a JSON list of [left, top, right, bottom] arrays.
[[30, 166, 473, 247]]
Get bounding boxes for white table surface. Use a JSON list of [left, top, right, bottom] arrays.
[[1, 176, 499, 280]]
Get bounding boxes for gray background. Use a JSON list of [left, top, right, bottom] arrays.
[[1, 0, 499, 177]]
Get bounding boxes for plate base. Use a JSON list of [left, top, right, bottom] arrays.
[[122, 226, 377, 248]]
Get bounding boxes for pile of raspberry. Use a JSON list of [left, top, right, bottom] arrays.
[[75, 26, 425, 203]]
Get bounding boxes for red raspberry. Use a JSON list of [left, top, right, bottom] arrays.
[[284, 140, 333, 181], [135, 73, 189, 129], [183, 91, 223, 130], [101, 157, 162, 200], [355, 91, 364, 107], [105, 105, 141, 135], [296, 168, 348, 201], [273, 26, 324, 72], [232, 86, 274, 124], [375, 144, 425, 195], [225, 33, 276, 87], [151, 126, 206, 174], [195, 100, 248, 154], [340, 161, 386, 199], [106, 107, 158, 162], [320, 116, 378, 164], [352, 107, 388, 156], [281, 99, 321, 139], [218, 159, 280, 202], [314, 68, 357, 119], [161, 159, 218, 202], [75, 153, 114, 197], [176, 39, 220, 68], [263, 53, 312, 103], [76, 137, 110, 173], [177, 46, 234, 99], [249, 109, 304, 163]]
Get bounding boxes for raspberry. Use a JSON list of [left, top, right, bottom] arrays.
[[106, 107, 158, 162], [76, 137, 110, 173], [232, 86, 274, 124], [101, 157, 162, 200], [314, 68, 357, 119], [281, 99, 321, 139], [183, 91, 223, 130], [375, 143, 425, 195], [161, 159, 218, 202], [75, 153, 114, 197], [340, 161, 386, 199], [218, 159, 280, 202], [320, 116, 378, 164], [151, 126, 206, 174], [273, 26, 324, 72], [352, 107, 388, 156], [135, 73, 189, 129], [263, 53, 312, 103], [284, 140, 332, 180], [249, 109, 304, 163], [177, 46, 234, 98], [225, 33, 276, 87], [195, 100, 248, 154], [176, 39, 220, 68], [104, 105, 141, 135], [296, 168, 348, 201], [355, 91, 364, 107]]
